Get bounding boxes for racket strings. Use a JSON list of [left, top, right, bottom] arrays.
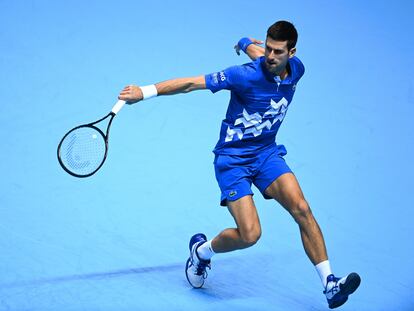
[[59, 126, 106, 176]]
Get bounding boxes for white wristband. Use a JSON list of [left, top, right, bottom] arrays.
[[140, 84, 158, 100]]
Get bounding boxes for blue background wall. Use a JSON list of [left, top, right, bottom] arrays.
[[1, 0, 413, 310]]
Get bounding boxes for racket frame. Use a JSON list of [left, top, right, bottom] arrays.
[[57, 112, 116, 178]]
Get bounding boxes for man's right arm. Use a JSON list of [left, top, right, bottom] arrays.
[[118, 75, 206, 104]]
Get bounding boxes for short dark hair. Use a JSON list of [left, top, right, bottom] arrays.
[[267, 21, 298, 51]]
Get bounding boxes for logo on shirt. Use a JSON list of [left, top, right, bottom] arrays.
[[212, 72, 218, 84], [212, 71, 227, 85], [292, 83, 296, 91]]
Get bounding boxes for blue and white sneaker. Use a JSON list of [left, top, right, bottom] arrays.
[[324, 273, 361, 309], [185, 233, 211, 288]]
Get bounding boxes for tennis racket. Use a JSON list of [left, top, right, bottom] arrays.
[[57, 100, 126, 178]]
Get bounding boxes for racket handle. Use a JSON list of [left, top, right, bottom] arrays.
[[111, 100, 126, 115]]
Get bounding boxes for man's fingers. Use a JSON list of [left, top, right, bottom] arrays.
[[251, 38, 264, 45], [119, 85, 134, 97], [118, 85, 141, 104], [234, 44, 241, 55], [118, 95, 135, 104]]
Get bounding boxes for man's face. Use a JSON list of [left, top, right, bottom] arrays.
[[264, 37, 296, 75]]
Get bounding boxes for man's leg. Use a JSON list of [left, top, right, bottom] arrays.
[[264, 172, 360, 308], [185, 195, 261, 288], [186, 153, 264, 288], [211, 195, 262, 253], [264, 172, 327, 264]]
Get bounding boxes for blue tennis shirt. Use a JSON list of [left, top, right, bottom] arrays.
[[205, 56, 305, 155]]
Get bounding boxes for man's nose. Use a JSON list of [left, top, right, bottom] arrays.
[[268, 50, 276, 59]]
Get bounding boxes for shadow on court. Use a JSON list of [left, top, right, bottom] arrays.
[[0, 263, 184, 290], [0, 253, 292, 300]]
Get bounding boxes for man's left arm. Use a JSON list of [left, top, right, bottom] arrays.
[[234, 37, 265, 61]]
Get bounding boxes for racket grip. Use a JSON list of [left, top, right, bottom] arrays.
[[111, 100, 126, 115]]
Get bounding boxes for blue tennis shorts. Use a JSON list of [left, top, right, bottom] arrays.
[[214, 144, 292, 206]]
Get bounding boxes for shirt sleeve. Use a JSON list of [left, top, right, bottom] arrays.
[[205, 65, 244, 93], [290, 56, 305, 81]]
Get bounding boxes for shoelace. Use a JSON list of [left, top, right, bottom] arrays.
[[193, 259, 211, 278], [326, 282, 339, 296]]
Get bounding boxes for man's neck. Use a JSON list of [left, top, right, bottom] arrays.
[[279, 68, 288, 80], [272, 62, 290, 80]]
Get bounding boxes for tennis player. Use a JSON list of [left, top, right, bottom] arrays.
[[118, 21, 360, 309]]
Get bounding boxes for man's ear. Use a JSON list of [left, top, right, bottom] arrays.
[[289, 47, 297, 58]]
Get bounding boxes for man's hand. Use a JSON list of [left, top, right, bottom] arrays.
[[118, 85, 143, 104], [234, 38, 264, 55]]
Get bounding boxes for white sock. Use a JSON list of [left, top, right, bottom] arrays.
[[315, 260, 333, 287], [196, 240, 216, 261]]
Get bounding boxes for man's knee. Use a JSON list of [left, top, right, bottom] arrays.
[[290, 199, 313, 223], [239, 226, 262, 248]]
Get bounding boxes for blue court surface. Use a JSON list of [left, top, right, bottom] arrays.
[[1, 1, 413, 310]]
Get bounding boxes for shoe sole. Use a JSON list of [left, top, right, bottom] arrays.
[[329, 273, 361, 309]]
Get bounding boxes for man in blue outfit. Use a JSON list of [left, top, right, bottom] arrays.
[[118, 21, 360, 309]]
